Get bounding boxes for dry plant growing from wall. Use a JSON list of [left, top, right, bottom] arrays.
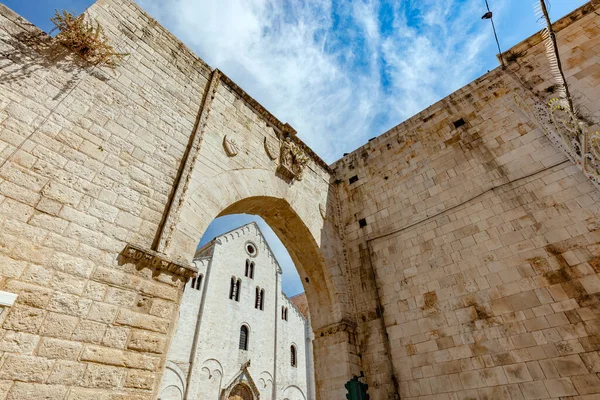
[[50, 9, 127, 69]]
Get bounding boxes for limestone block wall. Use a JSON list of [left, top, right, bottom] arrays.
[[333, 2, 600, 399], [0, 1, 360, 398], [0, 0, 210, 398]]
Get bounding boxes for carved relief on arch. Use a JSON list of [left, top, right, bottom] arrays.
[[200, 358, 223, 380], [223, 135, 240, 157], [258, 370, 273, 390], [277, 133, 309, 182], [264, 136, 279, 161]]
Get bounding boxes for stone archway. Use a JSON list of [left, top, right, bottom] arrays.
[[149, 59, 364, 398], [228, 383, 254, 400], [162, 159, 362, 398]]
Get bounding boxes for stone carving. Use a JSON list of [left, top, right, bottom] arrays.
[[512, 1, 600, 188], [513, 92, 600, 186], [122, 243, 198, 279], [223, 135, 239, 157], [314, 319, 357, 338], [277, 135, 309, 181], [264, 136, 278, 160]]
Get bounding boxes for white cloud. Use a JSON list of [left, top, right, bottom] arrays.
[[148, 0, 586, 295], [139, 0, 503, 162]]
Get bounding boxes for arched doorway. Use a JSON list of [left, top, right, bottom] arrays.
[[228, 383, 254, 400], [216, 196, 338, 330], [163, 189, 361, 398]]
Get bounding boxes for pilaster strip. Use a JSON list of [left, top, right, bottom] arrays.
[[154, 69, 221, 254]]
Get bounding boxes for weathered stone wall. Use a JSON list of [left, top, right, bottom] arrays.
[[0, 0, 212, 398], [333, 2, 600, 399], [2, 0, 600, 398], [0, 0, 357, 398]]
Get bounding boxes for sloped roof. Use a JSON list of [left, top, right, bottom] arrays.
[[289, 292, 309, 319]]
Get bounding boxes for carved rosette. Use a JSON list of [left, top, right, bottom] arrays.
[[223, 135, 239, 157], [122, 243, 197, 279]]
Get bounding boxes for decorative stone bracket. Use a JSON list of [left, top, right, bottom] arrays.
[[314, 319, 357, 338], [277, 128, 310, 182], [122, 243, 198, 279]]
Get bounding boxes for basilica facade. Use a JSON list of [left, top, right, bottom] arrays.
[[157, 222, 314, 400]]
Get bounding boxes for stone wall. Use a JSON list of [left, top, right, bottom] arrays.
[[333, 2, 600, 399], [0, 0, 357, 398], [0, 0, 210, 397], [1, 0, 600, 398]]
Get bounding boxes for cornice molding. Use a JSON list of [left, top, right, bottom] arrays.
[[122, 243, 198, 279], [314, 319, 357, 338]]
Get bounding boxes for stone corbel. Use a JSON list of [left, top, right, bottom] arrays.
[[122, 243, 198, 279], [314, 319, 357, 338]]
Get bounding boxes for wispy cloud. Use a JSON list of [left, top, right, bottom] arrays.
[[138, 0, 506, 162], [133, 0, 587, 295]]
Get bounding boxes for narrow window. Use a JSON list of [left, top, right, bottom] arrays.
[[282, 306, 285, 320], [260, 289, 265, 311], [349, 175, 359, 184], [291, 345, 297, 367], [255, 287, 260, 309], [285, 308, 288, 321], [229, 277, 236, 299], [235, 279, 241, 302], [245, 260, 250, 277], [250, 262, 255, 279], [191, 274, 203, 291], [239, 325, 249, 350]]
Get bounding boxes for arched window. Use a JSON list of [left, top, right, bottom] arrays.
[[282, 306, 288, 321], [285, 308, 288, 321], [235, 279, 241, 302], [291, 345, 297, 367], [250, 262, 255, 279], [260, 289, 265, 310], [229, 277, 236, 300], [255, 287, 261, 309], [191, 274, 203, 291], [239, 325, 249, 350], [245, 260, 250, 277]]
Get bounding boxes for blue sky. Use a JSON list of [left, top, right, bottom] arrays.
[[6, 0, 587, 296]]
